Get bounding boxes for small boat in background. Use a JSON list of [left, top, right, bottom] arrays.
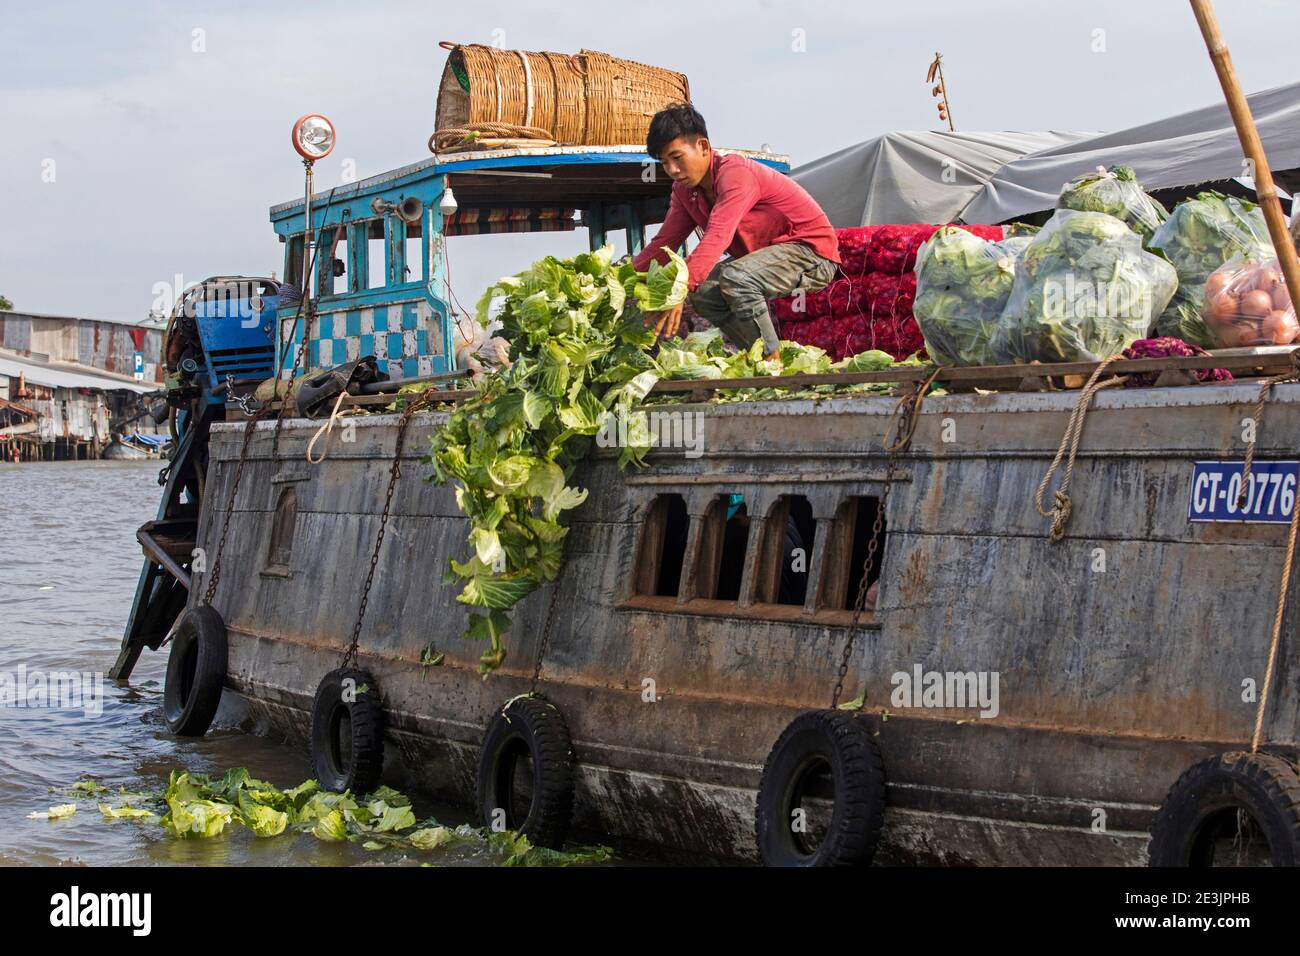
[[102, 432, 169, 461]]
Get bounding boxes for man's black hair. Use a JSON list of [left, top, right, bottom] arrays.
[[646, 103, 709, 159]]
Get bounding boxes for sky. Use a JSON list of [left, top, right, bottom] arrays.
[[3, 0, 1300, 323]]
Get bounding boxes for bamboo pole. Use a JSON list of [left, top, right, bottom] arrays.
[[1190, 0, 1300, 308], [1190, 0, 1300, 753]]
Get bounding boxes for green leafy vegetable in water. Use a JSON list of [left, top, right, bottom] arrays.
[[992, 210, 1178, 363], [165, 798, 234, 839], [27, 803, 76, 820], [65, 769, 613, 866], [311, 810, 349, 842], [1056, 165, 1167, 241], [98, 803, 158, 821], [1147, 191, 1273, 346], [913, 227, 1031, 366]]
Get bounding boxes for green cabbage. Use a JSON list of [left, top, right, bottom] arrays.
[[1056, 165, 1168, 241], [913, 227, 1030, 366], [992, 210, 1178, 363]]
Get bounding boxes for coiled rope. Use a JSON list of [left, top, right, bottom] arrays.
[[1034, 356, 1125, 543], [429, 123, 556, 153]]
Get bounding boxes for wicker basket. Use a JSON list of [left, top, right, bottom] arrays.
[[435, 42, 690, 147]]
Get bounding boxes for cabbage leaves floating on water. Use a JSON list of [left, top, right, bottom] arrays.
[[64, 769, 612, 865]]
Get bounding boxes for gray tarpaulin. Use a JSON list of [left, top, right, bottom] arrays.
[[961, 81, 1300, 225], [791, 130, 1093, 227]]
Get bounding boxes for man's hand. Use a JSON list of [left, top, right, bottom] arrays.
[[645, 303, 684, 342]]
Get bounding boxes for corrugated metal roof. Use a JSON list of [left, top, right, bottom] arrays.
[[0, 309, 166, 330], [0, 349, 154, 394]]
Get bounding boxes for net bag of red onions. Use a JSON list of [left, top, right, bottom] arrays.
[[1202, 257, 1300, 348]]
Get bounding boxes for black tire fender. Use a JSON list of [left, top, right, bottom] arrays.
[[1149, 750, 1300, 866], [755, 710, 886, 867], [162, 605, 228, 737], [476, 696, 575, 850], [310, 668, 385, 794]]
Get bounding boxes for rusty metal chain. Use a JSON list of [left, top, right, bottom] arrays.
[[530, 572, 565, 692], [830, 452, 896, 710], [201, 404, 272, 606], [830, 372, 938, 709], [342, 387, 439, 669]]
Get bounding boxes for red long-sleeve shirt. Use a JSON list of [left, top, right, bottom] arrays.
[[632, 151, 841, 290]]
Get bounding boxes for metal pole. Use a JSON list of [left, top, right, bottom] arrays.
[[301, 159, 315, 295]]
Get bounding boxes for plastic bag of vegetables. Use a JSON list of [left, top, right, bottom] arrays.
[[912, 227, 1030, 366], [1202, 257, 1299, 347], [1056, 165, 1168, 241], [991, 210, 1178, 364], [1147, 192, 1272, 346]]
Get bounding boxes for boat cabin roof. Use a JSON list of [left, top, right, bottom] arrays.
[[268, 145, 791, 234]]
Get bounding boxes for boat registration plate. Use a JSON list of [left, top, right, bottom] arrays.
[[1188, 460, 1299, 523]]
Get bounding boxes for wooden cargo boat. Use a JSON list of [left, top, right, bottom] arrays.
[[176, 366, 1300, 865]]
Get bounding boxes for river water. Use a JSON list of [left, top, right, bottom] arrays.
[[0, 460, 511, 866]]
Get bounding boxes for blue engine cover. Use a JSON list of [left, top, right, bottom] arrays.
[[192, 289, 279, 390]]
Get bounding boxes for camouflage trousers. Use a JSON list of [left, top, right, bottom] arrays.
[[688, 241, 838, 353]]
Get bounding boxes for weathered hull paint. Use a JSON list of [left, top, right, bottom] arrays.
[[199, 382, 1300, 864]]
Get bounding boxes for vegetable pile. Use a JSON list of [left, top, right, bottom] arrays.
[[1056, 165, 1168, 241], [1147, 192, 1273, 345], [772, 224, 1002, 360], [428, 245, 673, 673], [1202, 257, 1299, 347], [36, 771, 610, 865], [990, 209, 1178, 363], [429, 245, 928, 672], [912, 227, 1033, 366]]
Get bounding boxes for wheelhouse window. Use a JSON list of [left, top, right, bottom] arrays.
[[322, 225, 348, 297], [366, 221, 386, 289], [635, 494, 689, 597], [404, 221, 424, 282]]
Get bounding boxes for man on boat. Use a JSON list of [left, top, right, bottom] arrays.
[[635, 103, 841, 361]]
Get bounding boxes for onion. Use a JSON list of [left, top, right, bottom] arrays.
[[1214, 320, 1241, 347], [1206, 291, 1239, 326], [1241, 289, 1275, 319], [1205, 271, 1230, 300], [1265, 309, 1300, 345], [1272, 284, 1293, 311]]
